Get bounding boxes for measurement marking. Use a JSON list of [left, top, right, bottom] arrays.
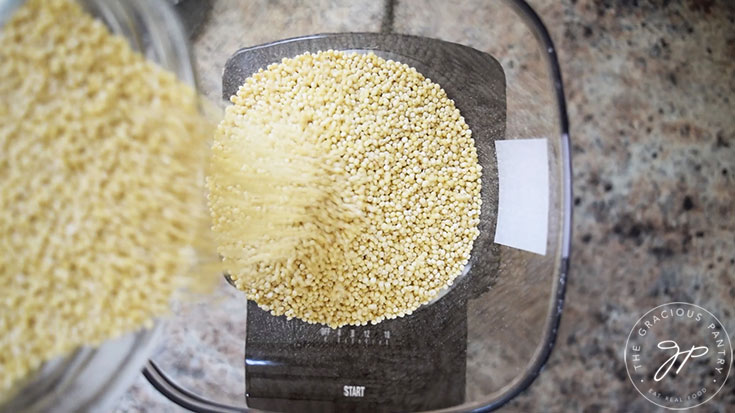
[[320, 327, 330, 342]]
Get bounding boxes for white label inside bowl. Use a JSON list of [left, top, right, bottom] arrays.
[[493, 138, 549, 255]]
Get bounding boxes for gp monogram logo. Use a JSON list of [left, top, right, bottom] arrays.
[[653, 340, 708, 382], [624, 302, 733, 410]]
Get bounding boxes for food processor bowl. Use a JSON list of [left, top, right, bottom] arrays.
[[143, 0, 572, 412]]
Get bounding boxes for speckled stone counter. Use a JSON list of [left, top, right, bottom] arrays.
[[508, 1, 735, 412], [115, 1, 735, 411]]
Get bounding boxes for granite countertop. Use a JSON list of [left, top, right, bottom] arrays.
[[115, 0, 735, 411]]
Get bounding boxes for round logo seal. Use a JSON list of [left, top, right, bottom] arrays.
[[624, 302, 733, 410]]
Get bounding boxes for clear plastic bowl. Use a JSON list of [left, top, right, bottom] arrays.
[[142, 0, 572, 412]]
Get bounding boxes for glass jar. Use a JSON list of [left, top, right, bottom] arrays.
[[0, 0, 195, 412]]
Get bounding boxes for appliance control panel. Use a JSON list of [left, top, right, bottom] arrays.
[[245, 282, 470, 413]]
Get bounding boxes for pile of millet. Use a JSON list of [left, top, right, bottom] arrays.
[[209, 50, 482, 328], [0, 0, 483, 399]]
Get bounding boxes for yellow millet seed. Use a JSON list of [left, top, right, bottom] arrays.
[[0, 0, 213, 397], [210, 50, 482, 328]]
